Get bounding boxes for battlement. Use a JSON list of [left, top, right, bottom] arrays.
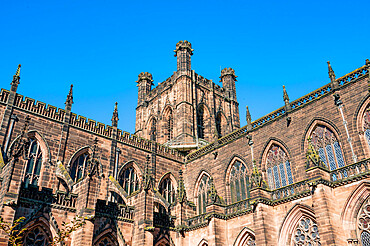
[[0, 89, 185, 162], [174, 40, 193, 56], [186, 62, 369, 162], [220, 68, 237, 80]]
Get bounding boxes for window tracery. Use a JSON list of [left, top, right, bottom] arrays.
[[358, 200, 370, 246], [159, 177, 175, 204], [70, 153, 89, 182], [292, 217, 321, 246], [97, 236, 116, 246], [119, 166, 139, 196], [24, 139, 43, 187], [197, 174, 211, 214], [24, 226, 50, 246], [310, 125, 345, 171], [266, 144, 293, 190], [363, 106, 370, 152], [229, 160, 250, 203]]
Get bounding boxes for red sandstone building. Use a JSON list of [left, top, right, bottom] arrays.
[[0, 41, 369, 245]]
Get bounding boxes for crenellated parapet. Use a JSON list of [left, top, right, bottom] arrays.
[[137, 72, 154, 83], [174, 40, 193, 71], [174, 40, 193, 56], [220, 68, 237, 80]]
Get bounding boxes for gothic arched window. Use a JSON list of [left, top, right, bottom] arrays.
[[266, 144, 293, 190], [216, 112, 222, 138], [363, 106, 370, 151], [229, 160, 250, 203], [119, 166, 139, 196], [167, 110, 174, 141], [197, 107, 205, 139], [70, 153, 89, 182], [159, 177, 175, 204], [310, 125, 345, 171], [197, 174, 211, 214], [24, 226, 50, 246], [24, 139, 43, 187], [358, 200, 370, 246], [292, 217, 320, 246]]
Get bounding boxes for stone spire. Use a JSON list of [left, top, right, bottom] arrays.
[[174, 40, 193, 71], [111, 102, 119, 127], [10, 64, 21, 92], [327, 61, 338, 90], [246, 106, 252, 131], [65, 84, 73, 111], [283, 85, 291, 112]]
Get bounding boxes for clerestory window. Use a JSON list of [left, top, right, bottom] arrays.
[[24, 139, 43, 187], [159, 177, 175, 204], [70, 153, 89, 182], [119, 166, 139, 196], [266, 144, 293, 190], [229, 160, 250, 203]]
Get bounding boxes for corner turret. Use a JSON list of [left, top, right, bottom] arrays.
[[174, 41, 193, 71]]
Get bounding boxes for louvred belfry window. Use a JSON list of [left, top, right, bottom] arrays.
[[197, 175, 211, 214], [159, 177, 175, 204], [167, 110, 173, 141], [216, 112, 222, 138], [70, 153, 89, 182], [23, 139, 43, 187], [310, 125, 345, 171], [119, 166, 139, 196], [229, 160, 250, 203], [197, 107, 205, 139], [266, 144, 293, 190]]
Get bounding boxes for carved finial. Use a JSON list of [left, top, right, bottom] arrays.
[[207, 177, 224, 205], [174, 40, 194, 56], [250, 163, 268, 189], [65, 84, 74, 108], [111, 102, 119, 127], [177, 169, 187, 204], [15, 64, 21, 77], [306, 138, 326, 169], [246, 106, 252, 130], [8, 115, 31, 160], [283, 85, 292, 113], [327, 61, 338, 90], [11, 64, 21, 90]]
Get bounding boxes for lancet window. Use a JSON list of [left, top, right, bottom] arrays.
[[119, 166, 139, 196], [159, 177, 175, 204], [197, 107, 205, 139], [266, 144, 293, 190], [167, 110, 174, 141], [363, 106, 370, 151], [70, 153, 89, 182], [216, 112, 222, 138], [229, 160, 250, 203], [358, 199, 370, 246], [292, 217, 321, 246], [310, 125, 345, 171], [197, 174, 211, 214], [24, 139, 43, 187], [24, 226, 50, 246]]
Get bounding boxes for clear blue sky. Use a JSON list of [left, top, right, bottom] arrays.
[[1, 0, 369, 133]]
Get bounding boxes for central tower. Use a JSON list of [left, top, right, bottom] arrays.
[[135, 41, 240, 153]]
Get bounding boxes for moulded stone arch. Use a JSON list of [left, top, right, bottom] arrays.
[[117, 160, 143, 181], [162, 104, 174, 118], [341, 181, 370, 240], [197, 238, 208, 246], [153, 193, 170, 210], [278, 204, 317, 246], [93, 229, 120, 246], [193, 170, 212, 200], [67, 146, 93, 170], [22, 216, 55, 245], [354, 95, 370, 158], [145, 114, 158, 130], [28, 130, 51, 163], [233, 227, 255, 246], [260, 137, 292, 166], [197, 103, 212, 141], [224, 154, 250, 184], [155, 237, 171, 246], [301, 117, 343, 153], [215, 110, 230, 137], [161, 105, 175, 142], [157, 172, 178, 191]]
